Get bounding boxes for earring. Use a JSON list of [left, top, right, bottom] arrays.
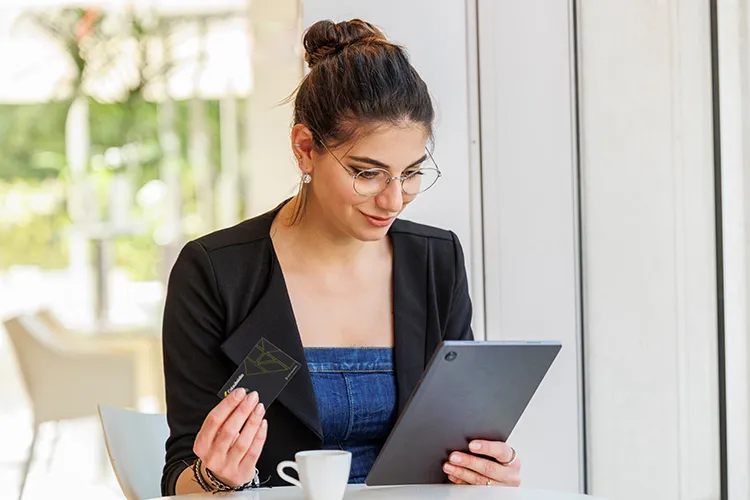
[[302, 172, 312, 184]]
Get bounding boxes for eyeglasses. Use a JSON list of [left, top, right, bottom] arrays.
[[321, 143, 442, 197]]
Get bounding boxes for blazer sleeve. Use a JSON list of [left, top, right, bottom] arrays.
[[443, 231, 474, 341], [160, 240, 231, 496]]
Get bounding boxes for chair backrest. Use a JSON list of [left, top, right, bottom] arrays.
[[98, 405, 169, 500], [4, 315, 141, 424], [3, 315, 65, 398], [35, 308, 71, 338]]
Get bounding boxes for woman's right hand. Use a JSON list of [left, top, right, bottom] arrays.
[[193, 388, 268, 488]]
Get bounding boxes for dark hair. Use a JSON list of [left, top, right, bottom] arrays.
[[295, 19, 434, 146], [289, 19, 435, 222]]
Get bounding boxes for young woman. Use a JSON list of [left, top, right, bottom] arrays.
[[161, 19, 521, 495]]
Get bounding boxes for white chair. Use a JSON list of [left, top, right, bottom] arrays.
[[3, 314, 148, 500], [98, 405, 169, 500], [34, 308, 166, 412]]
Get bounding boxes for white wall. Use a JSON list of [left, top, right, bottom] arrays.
[[302, 0, 485, 338], [477, 0, 583, 492], [579, 1, 720, 499], [245, 0, 304, 217], [718, 1, 750, 498]]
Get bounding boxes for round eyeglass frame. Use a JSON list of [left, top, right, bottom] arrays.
[[320, 142, 442, 197]]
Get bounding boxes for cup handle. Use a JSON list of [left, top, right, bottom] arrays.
[[276, 461, 302, 488]]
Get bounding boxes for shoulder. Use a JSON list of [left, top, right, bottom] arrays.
[[193, 210, 275, 255], [390, 218, 455, 242], [170, 207, 278, 286], [390, 218, 465, 265]]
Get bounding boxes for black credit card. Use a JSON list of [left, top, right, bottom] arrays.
[[218, 337, 301, 408]]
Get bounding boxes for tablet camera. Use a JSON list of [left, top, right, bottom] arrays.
[[445, 351, 458, 362]]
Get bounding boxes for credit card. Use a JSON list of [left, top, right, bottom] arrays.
[[218, 337, 301, 408]]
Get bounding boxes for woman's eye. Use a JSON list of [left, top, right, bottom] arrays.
[[357, 170, 382, 180], [404, 170, 423, 177]]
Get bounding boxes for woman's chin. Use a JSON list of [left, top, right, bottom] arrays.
[[350, 223, 391, 242]]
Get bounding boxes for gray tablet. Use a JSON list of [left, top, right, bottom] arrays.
[[366, 340, 561, 486]]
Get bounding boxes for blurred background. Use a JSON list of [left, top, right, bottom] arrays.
[[0, 1, 300, 498], [1, 1, 749, 500]]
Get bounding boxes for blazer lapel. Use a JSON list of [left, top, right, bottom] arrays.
[[220, 256, 322, 440], [391, 230, 429, 413]]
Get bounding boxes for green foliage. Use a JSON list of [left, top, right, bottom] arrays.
[[0, 97, 226, 281], [0, 102, 70, 181], [90, 96, 159, 151], [0, 8, 232, 283], [114, 233, 161, 282], [0, 181, 70, 270], [0, 212, 70, 270]]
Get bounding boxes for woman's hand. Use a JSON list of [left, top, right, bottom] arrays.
[[443, 440, 521, 487], [193, 388, 268, 488]]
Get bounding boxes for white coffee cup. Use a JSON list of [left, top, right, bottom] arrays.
[[276, 450, 352, 500]]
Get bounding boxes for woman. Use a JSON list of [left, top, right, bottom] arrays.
[[161, 19, 521, 495]]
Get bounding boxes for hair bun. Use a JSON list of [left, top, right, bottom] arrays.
[[303, 19, 389, 68]]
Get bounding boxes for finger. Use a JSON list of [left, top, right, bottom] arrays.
[[469, 440, 515, 465], [225, 401, 266, 466], [194, 389, 248, 457], [443, 462, 489, 486], [239, 419, 268, 472], [446, 459, 522, 488], [447, 475, 468, 485], [449, 452, 507, 483], [209, 392, 260, 459]]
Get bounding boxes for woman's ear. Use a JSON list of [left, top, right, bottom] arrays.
[[291, 125, 315, 173]]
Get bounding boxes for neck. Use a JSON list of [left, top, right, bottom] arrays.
[[275, 196, 377, 268]]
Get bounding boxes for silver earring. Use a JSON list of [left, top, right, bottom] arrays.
[[302, 172, 312, 184]]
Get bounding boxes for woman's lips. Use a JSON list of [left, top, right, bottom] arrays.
[[361, 212, 395, 227]]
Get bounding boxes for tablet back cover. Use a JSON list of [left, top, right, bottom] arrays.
[[366, 340, 561, 486]]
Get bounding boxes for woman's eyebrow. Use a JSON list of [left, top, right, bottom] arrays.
[[347, 154, 427, 170]]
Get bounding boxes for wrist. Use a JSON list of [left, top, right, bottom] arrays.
[[194, 458, 259, 492], [199, 461, 240, 489]]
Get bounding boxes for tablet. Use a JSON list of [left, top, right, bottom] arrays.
[[365, 340, 561, 486]]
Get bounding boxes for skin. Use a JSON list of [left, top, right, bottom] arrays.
[[176, 388, 267, 493], [175, 121, 521, 493]]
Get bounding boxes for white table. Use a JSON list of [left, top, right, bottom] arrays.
[[156, 484, 604, 499]]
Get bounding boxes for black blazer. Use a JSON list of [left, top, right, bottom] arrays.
[[160, 203, 474, 495]]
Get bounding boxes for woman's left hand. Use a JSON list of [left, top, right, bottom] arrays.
[[443, 440, 521, 487]]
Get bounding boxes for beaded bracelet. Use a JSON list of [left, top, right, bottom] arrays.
[[192, 458, 259, 493]]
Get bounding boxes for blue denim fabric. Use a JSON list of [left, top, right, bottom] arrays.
[[304, 348, 397, 484]]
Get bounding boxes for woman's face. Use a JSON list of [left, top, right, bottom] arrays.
[[303, 123, 431, 242]]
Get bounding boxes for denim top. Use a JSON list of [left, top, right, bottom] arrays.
[[304, 347, 397, 484]]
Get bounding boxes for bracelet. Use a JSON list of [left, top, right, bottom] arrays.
[[191, 458, 213, 493], [193, 458, 259, 493]]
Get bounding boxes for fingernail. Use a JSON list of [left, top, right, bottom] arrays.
[[450, 453, 463, 464], [469, 442, 481, 451], [233, 389, 245, 401], [255, 403, 265, 415], [246, 391, 259, 403], [443, 463, 455, 474]]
